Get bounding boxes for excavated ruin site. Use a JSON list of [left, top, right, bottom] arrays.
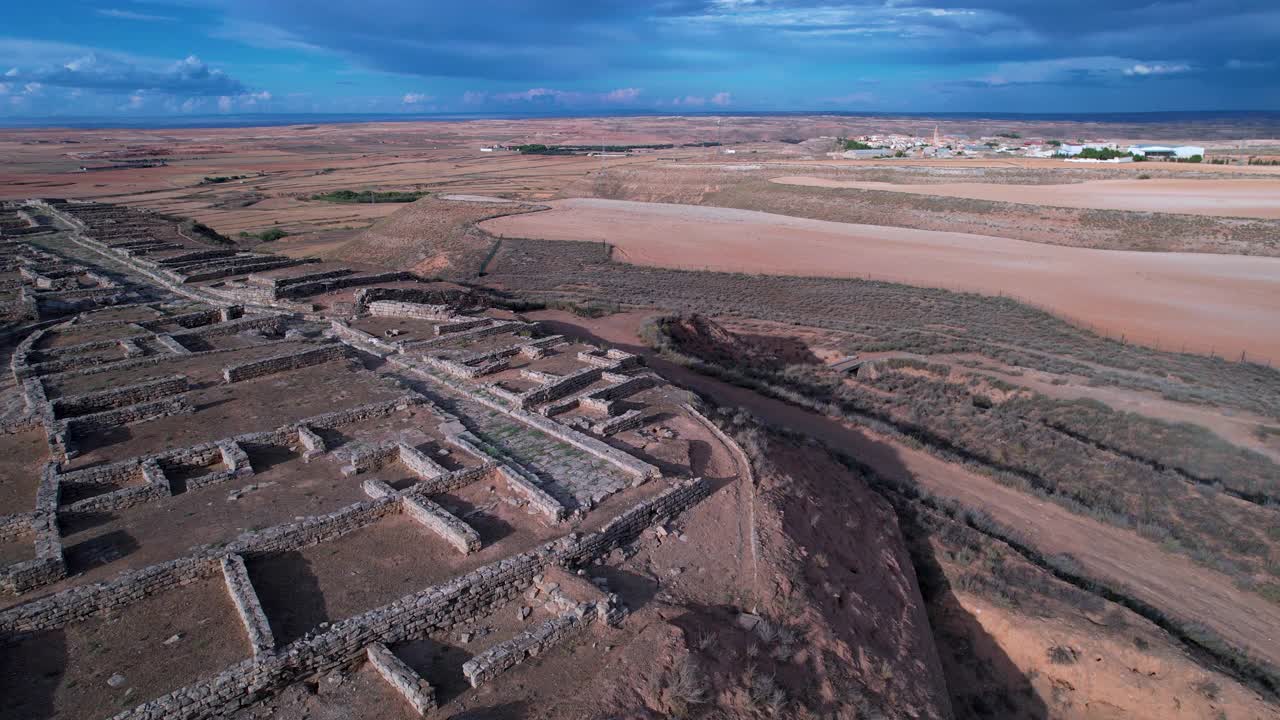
[[0, 199, 744, 719]]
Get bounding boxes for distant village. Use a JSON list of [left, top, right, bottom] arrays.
[[476, 128, 1212, 165], [827, 126, 1206, 163]]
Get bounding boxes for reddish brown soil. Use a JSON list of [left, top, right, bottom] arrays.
[[0, 578, 249, 720], [773, 176, 1280, 219], [488, 200, 1280, 360], [0, 428, 48, 515], [46, 452, 367, 599], [64, 360, 403, 469], [526, 309, 1280, 673]]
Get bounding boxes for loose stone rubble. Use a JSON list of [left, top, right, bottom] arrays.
[[0, 199, 744, 719]]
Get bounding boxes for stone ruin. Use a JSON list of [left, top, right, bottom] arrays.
[[0, 199, 743, 719]]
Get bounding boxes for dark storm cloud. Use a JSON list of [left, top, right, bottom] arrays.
[[207, 0, 1277, 80]]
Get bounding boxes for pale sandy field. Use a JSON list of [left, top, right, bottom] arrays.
[[771, 175, 1280, 218], [482, 198, 1280, 360]]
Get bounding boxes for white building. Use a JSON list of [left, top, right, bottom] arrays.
[[1128, 144, 1204, 159]]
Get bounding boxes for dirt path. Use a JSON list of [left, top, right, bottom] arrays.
[[483, 198, 1280, 361], [771, 176, 1280, 219], [526, 309, 1280, 672]]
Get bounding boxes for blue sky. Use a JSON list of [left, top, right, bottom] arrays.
[[1, 1, 1277, 118]]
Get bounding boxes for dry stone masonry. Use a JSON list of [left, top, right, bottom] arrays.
[[222, 343, 349, 383], [0, 198, 745, 720]]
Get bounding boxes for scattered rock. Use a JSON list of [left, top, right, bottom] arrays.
[[107, 673, 127, 688], [163, 633, 182, 645], [518, 606, 531, 620]]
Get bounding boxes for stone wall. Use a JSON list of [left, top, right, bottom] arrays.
[[496, 464, 566, 522], [366, 642, 436, 715], [169, 314, 282, 343], [462, 607, 594, 687], [175, 256, 314, 284], [221, 554, 275, 658], [326, 320, 399, 356], [517, 366, 603, 409], [353, 285, 475, 311], [401, 320, 525, 350], [61, 459, 171, 514], [153, 334, 190, 354], [99, 479, 710, 718], [61, 395, 193, 454], [434, 318, 491, 336], [367, 300, 453, 321], [0, 555, 219, 633], [51, 374, 188, 419], [277, 271, 414, 299], [397, 443, 448, 480], [222, 343, 348, 383], [592, 409, 645, 436], [402, 496, 481, 555], [248, 268, 355, 296]]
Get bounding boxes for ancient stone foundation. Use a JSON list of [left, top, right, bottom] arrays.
[[51, 374, 188, 419], [366, 642, 436, 715], [402, 496, 482, 555], [222, 553, 276, 658], [222, 343, 349, 383]]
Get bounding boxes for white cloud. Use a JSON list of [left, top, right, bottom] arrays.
[[1, 50, 249, 96], [478, 87, 642, 106], [710, 91, 731, 105], [973, 56, 1196, 86], [96, 8, 174, 22], [402, 92, 432, 104], [604, 87, 641, 102], [1124, 62, 1191, 76], [217, 95, 232, 112], [1226, 59, 1274, 70]]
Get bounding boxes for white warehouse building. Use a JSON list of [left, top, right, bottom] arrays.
[[1128, 144, 1205, 158]]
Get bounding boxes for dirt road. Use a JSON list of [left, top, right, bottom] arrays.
[[484, 198, 1280, 360], [527, 309, 1280, 672], [771, 176, 1280, 219]]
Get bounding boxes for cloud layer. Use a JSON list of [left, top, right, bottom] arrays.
[[1, 1, 1277, 115]]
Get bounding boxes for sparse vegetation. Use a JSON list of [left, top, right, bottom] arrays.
[[199, 175, 251, 185], [1067, 147, 1133, 161], [239, 227, 289, 242], [636, 314, 1280, 590], [1048, 645, 1079, 664], [657, 655, 709, 718], [309, 189, 427, 203]]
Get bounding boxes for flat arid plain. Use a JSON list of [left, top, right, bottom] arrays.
[[2, 114, 1280, 719]]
